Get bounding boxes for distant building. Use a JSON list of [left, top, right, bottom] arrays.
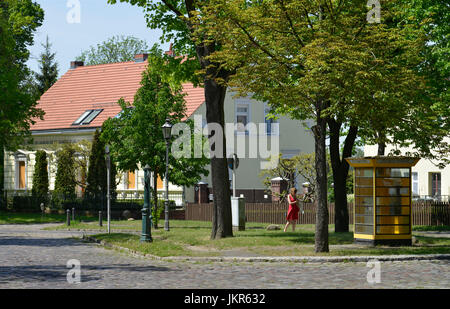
[[4, 53, 314, 205], [364, 138, 450, 201]]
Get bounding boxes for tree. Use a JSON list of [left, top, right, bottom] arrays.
[[108, 0, 234, 239], [201, 0, 437, 251], [86, 130, 107, 198], [76, 35, 150, 65], [35, 35, 58, 96], [260, 153, 317, 203], [32, 150, 49, 205], [101, 48, 209, 228], [53, 145, 77, 201], [0, 0, 44, 206]]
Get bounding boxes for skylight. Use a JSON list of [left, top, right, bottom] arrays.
[[72, 109, 103, 125]]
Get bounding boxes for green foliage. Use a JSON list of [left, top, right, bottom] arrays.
[[101, 47, 209, 188], [86, 130, 107, 198], [0, 0, 44, 151], [35, 35, 58, 96], [53, 145, 77, 201], [31, 150, 49, 204], [76, 35, 151, 65], [260, 152, 317, 202]]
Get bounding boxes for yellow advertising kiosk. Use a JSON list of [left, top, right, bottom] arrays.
[[345, 156, 420, 246]]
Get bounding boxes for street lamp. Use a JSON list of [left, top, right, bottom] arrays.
[[162, 118, 172, 231], [105, 145, 111, 234], [141, 164, 152, 242]]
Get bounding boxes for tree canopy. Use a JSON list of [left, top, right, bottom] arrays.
[[101, 48, 209, 219], [76, 35, 151, 65], [0, 0, 44, 151]]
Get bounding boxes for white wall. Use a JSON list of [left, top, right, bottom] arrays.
[[364, 138, 450, 197]]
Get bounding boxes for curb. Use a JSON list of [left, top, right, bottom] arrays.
[[81, 235, 450, 264]]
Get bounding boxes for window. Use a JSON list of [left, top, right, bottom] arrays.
[[157, 175, 164, 190], [412, 172, 418, 196], [264, 105, 279, 135], [235, 102, 250, 134], [127, 171, 136, 190], [18, 161, 26, 189], [430, 172, 441, 197], [14, 153, 27, 190], [73, 109, 103, 125]]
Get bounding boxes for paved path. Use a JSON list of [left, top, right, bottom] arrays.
[[0, 224, 449, 289]]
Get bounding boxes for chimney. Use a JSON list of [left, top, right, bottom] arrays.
[[70, 61, 84, 69], [134, 53, 149, 63], [165, 43, 175, 57]]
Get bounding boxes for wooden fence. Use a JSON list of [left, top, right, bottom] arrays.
[[185, 201, 450, 226]]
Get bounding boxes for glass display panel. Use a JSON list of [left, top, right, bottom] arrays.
[[376, 206, 410, 215], [376, 168, 410, 178], [355, 168, 373, 177], [376, 178, 410, 187], [355, 187, 373, 196], [355, 197, 373, 206], [376, 225, 410, 235], [355, 177, 373, 187], [376, 216, 410, 225], [355, 224, 374, 235], [376, 187, 410, 196], [355, 206, 373, 215], [356, 215, 373, 224], [376, 196, 410, 206]]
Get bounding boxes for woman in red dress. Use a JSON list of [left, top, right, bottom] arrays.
[[284, 188, 300, 232]]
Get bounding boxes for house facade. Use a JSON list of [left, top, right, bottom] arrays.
[[364, 138, 450, 201], [4, 53, 314, 205]]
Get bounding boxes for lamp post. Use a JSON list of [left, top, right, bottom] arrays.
[[162, 118, 173, 232], [141, 164, 152, 242], [105, 145, 111, 234]]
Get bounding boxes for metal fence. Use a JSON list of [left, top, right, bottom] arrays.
[[186, 201, 450, 226]]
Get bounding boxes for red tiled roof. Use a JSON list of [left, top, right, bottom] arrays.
[[31, 60, 205, 131]]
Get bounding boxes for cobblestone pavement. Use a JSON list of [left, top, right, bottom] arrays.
[[0, 224, 449, 289]]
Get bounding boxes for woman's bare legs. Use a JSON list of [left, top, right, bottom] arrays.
[[292, 221, 296, 231], [284, 221, 291, 232]]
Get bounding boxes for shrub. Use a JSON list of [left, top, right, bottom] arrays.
[[32, 150, 49, 206]]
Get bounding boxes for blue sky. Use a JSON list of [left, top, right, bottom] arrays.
[[27, 0, 168, 76]]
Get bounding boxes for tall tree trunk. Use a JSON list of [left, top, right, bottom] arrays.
[[314, 101, 329, 253], [196, 43, 233, 239], [0, 143, 4, 210], [377, 142, 386, 156], [328, 119, 358, 233], [205, 79, 233, 239], [152, 172, 159, 229]]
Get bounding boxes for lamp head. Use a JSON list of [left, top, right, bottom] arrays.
[[162, 118, 173, 140]]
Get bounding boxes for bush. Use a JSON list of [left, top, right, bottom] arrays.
[[12, 196, 43, 212]]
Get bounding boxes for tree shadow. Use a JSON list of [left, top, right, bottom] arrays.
[[0, 263, 173, 285], [0, 237, 88, 247]]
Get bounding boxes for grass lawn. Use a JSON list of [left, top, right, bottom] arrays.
[[0, 211, 97, 225], [47, 219, 450, 257]]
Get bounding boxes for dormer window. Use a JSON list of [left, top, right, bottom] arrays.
[[73, 109, 103, 125]]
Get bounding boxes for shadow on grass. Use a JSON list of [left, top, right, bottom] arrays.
[[233, 231, 354, 245]]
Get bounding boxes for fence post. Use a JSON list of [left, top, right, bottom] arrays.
[[99, 211, 103, 227], [72, 207, 75, 221], [66, 209, 71, 226]]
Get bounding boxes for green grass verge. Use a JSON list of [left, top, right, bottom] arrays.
[[0, 212, 97, 225], [65, 220, 450, 257]]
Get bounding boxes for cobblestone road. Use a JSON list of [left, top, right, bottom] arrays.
[[0, 224, 449, 289]]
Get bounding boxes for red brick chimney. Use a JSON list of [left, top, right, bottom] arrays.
[[134, 53, 149, 63], [165, 43, 175, 57], [70, 61, 84, 69]]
